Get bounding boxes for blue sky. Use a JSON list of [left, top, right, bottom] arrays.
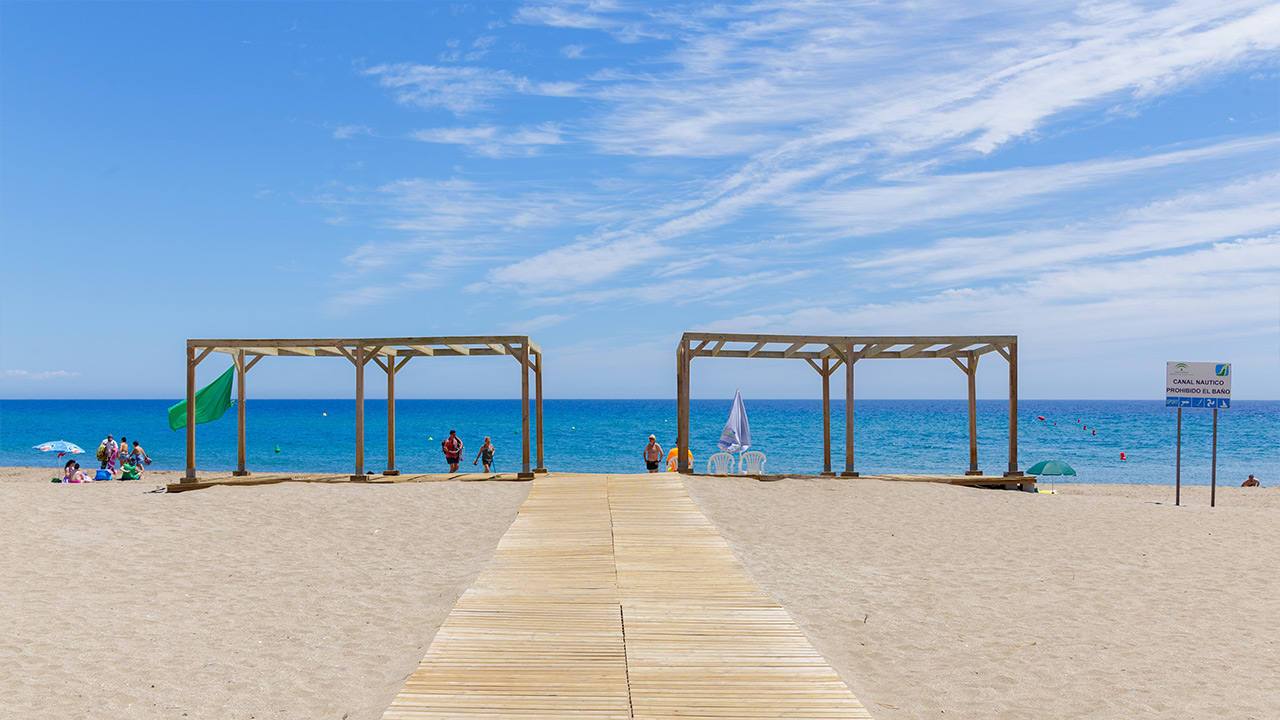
[[1, 1, 1278, 400]]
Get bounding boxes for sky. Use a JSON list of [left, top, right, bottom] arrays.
[[1, 0, 1278, 401]]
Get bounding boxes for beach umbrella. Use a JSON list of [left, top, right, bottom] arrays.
[[718, 390, 752, 472], [1026, 459, 1076, 493], [33, 440, 85, 478], [33, 440, 85, 457]]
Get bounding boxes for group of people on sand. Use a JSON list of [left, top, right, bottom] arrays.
[[93, 434, 151, 481], [439, 430, 497, 473], [642, 435, 693, 473]]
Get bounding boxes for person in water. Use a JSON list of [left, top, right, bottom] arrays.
[[442, 430, 464, 472], [474, 436, 496, 473], [666, 439, 693, 472], [643, 435, 663, 473], [1242, 474, 1261, 487]]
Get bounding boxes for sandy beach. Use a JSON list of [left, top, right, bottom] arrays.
[[5, 468, 1278, 720], [0, 467, 529, 720], [686, 477, 1280, 720]]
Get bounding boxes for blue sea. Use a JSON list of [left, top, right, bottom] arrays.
[[1, 399, 1275, 484]]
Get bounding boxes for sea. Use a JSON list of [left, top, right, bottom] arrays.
[[1, 399, 1275, 484]]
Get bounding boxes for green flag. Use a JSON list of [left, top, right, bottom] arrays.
[[168, 365, 235, 430]]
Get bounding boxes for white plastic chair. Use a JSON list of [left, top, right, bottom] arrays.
[[740, 450, 767, 475], [707, 452, 736, 475]]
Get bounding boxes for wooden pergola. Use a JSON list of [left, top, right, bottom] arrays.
[[182, 336, 545, 483], [675, 333, 1022, 481]]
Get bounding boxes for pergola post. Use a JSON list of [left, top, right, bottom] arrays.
[[821, 357, 833, 476], [233, 349, 249, 476], [383, 357, 402, 476], [841, 344, 858, 477], [966, 353, 982, 476], [677, 340, 691, 473], [353, 346, 367, 481], [183, 345, 197, 482], [1004, 340, 1022, 480], [519, 342, 533, 479], [534, 349, 546, 473]]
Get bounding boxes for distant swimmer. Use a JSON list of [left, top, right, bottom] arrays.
[[1242, 474, 1261, 487]]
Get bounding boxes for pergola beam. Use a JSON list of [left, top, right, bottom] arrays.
[[181, 335, 544, 483], [676, 332, 1022, 483]]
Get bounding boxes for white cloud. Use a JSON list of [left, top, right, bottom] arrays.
[[410, 122, 564, 157], [332, 124, 373, 139], [506, 313, 571, 331], [561, 44, 586, 59], [849, 171, 1280, 285], [4, 369, 79, 381], [363, 63, 578, 114]]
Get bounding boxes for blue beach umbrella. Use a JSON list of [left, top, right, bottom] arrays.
[[34, 440, 85, 477], [33, 440, 85, 456]]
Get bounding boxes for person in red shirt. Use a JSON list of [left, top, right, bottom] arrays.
[[442, 430, 464, 473]]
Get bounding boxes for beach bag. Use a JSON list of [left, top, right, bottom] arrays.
[[96, 442, 109, 462], [94, 469, 112, 481]]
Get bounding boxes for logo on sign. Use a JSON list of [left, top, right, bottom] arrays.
[[1215, 364, 1230, 377]]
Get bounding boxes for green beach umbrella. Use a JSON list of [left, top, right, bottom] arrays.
[[1026, 459, 1076, 493], [1026, 460, 1077, 476]]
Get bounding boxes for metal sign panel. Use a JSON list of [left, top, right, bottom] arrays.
[[1165, 361, 1231, 409]]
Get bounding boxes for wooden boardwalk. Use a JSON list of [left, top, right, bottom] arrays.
[[382, 473, 870, 719]]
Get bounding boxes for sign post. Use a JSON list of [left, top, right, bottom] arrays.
[[1165, 361, 1231, 507]]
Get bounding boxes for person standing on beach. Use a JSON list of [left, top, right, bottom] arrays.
[[97, 434, 116, 470], [643, 435, 663, 473], [474, 436, 495, 473], [130, 440, 151, 468], [442, 430, 464, 472]]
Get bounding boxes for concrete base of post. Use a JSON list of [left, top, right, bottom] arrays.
[[517, 471, 536, 480], [534, 467, 548, 474], [965, 469, 984, 476], [382, 469, 400, 476], [232, 470, 250, 477], [350, 474, 370, 482], [840, 471, 860, 478]]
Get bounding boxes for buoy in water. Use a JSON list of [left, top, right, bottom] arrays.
[[1120, 452, 1127, 461], [1037, 415, 1045, 421], [274, 444, 281, 454], [322, 411, 328, 417]]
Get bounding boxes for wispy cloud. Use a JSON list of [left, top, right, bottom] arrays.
[[410, 122, 564, 157], [363, 63, 578, 114], [4, 369, 79, 381], [343, 0, 1280, 325], [332, 123, 373, 139]]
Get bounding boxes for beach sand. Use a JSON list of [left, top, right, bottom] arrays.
[[0, 467, 529, 720], [7, 467, 1278, 720], [685, 477, 1280, 719]]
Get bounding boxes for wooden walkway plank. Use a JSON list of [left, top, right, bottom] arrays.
[[381, 475, 631, 719], [380, 473, 871, 719]]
